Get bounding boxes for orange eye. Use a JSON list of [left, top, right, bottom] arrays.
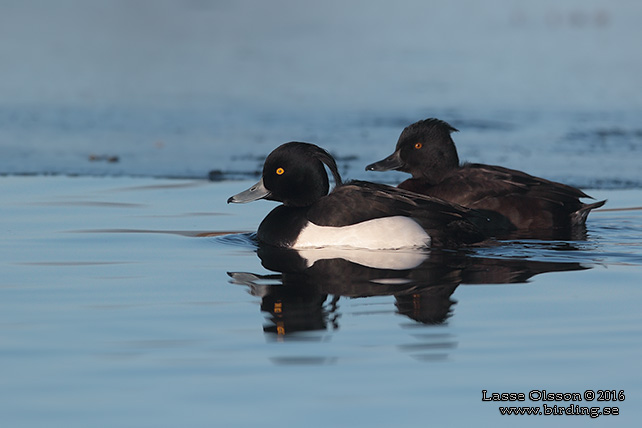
[[414, 142, 423, 149], [276, 167, 285, 175]]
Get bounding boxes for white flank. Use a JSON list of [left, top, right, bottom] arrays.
[[298, 247, 429, 270], [293, 216, 431, 250]]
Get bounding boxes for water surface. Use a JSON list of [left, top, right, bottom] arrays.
[[1, 1, 642, 426], [1, 177, 641, 427]]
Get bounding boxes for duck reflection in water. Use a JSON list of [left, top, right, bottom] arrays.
[[228, 242, 589, 337]]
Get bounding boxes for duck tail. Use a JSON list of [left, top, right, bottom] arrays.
[[571, 199, 606, 226]]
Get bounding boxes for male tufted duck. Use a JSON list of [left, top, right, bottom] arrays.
[[366, 118, 606, 235], [228, 142, 486, 248]]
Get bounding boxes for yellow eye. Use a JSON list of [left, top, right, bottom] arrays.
[[276, 167, 285, 175], [414, 142, 423, 149]]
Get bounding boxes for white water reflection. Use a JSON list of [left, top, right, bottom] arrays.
[[229, 244, 590, 336]]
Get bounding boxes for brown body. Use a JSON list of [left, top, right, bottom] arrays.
[[367, 119, 606, 237]]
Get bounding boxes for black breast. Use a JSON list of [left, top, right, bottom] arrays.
[[257, 205, 310, 247]]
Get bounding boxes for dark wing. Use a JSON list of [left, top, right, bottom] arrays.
[[424, 164, 605, 230], [432, 163, 589, 206], [307, 180, 485, 246]]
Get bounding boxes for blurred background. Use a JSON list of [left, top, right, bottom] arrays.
[[1, 0, 641, 186], [2, 4, 641, 427]]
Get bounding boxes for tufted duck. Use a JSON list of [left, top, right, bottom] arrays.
[[228, 142, 486, 248], [366, 118, 606, 235]]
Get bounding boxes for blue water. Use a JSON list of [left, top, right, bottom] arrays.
[[1, 1, 642, 427], [1, 177, 640, 427], [2, 1, 641, 186]]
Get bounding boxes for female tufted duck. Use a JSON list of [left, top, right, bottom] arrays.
[[228, 142, 486, 248], [366, 118, 606, 236]]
